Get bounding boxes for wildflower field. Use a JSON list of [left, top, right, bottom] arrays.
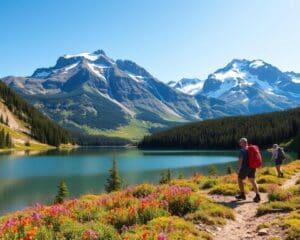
[[0, 177, 234, 239], [0, 160, 299, 240]]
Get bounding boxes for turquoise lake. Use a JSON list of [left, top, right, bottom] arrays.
[[0, 148, 296, 215]]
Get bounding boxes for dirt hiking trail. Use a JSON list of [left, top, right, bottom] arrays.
[[209, 172, 300, 240]]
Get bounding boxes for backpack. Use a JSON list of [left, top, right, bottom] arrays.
[[277, 147, 285, 161], [247, 144, 262, 169]]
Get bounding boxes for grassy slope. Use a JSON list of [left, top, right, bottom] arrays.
[[0, 160, 299, 240], [79, 118, 164, 141], [0, 122, 55, 152], [0, 106, 73, 151]]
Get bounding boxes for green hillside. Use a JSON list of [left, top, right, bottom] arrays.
[[138, 107, 300, 150], [0, 81, 73, 148]]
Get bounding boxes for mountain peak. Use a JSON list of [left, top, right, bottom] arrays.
[[116, 59, 152, 78], [249, 59, 266, 68], [168, 78, 205, 95], [93, 49, 106, 56], [225, 58, 249, 69], [63, 51, 101, 61]]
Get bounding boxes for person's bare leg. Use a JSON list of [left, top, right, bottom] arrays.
[[238, 177, 244, 193], [275, 165, 281, 176], [248, 178, 259, 194]]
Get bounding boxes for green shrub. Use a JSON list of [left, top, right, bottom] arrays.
[[186, 201, 234, 226], [85, 222, 120, 240], [131, 184, 157, 198], [60, 220, 86, 239], [167, 194, 198, 216], [169, 179, 199, 192], [209, 183, 249, 196], [104, 206, 139, 230], [35, 225, 55, 239], [279, 211, 300, 240], [138, 204, 169, 224], [122, 216, 212, 240], [256, 175, 284, 185], [257, 201, 296, 216], [200, 178, 219, 189], [73, 204, 106, 223]]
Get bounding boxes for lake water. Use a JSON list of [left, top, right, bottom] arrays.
[[0, 148, 296, 215]]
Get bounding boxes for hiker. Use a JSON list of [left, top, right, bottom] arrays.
[[235, 138, 261, 202], [270, 144, 285, 178]]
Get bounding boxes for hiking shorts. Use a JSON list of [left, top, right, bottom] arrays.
[[275, 158, 283, 166], [238, 168, 256, 179]]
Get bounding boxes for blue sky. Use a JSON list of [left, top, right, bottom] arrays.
[[1, 0, 300, 81]]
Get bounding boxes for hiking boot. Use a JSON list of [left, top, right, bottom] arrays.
[[235, 193, 246, 200], [280, 172, 284, 178], [253, 194, 261, 203]]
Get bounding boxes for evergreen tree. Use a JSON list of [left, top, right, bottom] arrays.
[[0, 129, 4, 148], [138, 107, 300, 150], [5, 133, 12, 148], [159, 169, 172, 184], [178, 172, 184, 179], [25, 140, 31, 147], [293, 133, 300, 158], [54, 179, 69, 204], [0, 115, 3, 124], [0, 129, 12, 148], [159, 171, 167, 184], [5, 116, 8, 126], [166, 169, 172, 182], [208, 165, 217, 176], [105, 157, 122, 193], [227, 165, 233, 174]]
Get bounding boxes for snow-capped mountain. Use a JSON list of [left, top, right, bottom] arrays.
[[169, 59, 300, 113], [3, 53, 299, 139], [167, 78, 205, 95], [2, 50, 236, 139], [285, 71, 300, 84]]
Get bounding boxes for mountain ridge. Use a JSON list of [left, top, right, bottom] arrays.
[[2, 52, 300, 140], [1, 50, 238, 140], [169, 58, 300, 114]]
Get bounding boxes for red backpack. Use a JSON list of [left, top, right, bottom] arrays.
[[247, 144, 262, 169]]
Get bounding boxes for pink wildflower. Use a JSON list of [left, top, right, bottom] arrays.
[[158, 232, 167, 240]]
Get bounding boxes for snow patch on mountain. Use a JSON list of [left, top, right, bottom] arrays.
[[212, 63, 246, 82], [64, 52, 100, 61], [125, 71, 144, 83], [87, 62, 106, 80], [249, 60, 265, 68], [34, 71, 50, 78], [169, 78, 205, 95], [292, 78, 300, 83], [180, 81, 205, 95], [64, 62, 79, 72]]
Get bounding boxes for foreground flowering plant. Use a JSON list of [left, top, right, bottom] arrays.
[[13, 159, 300, 240], [0, 183, 207, 240]]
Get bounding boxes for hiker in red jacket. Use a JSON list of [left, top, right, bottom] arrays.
[[235, 138, 261, 202]]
